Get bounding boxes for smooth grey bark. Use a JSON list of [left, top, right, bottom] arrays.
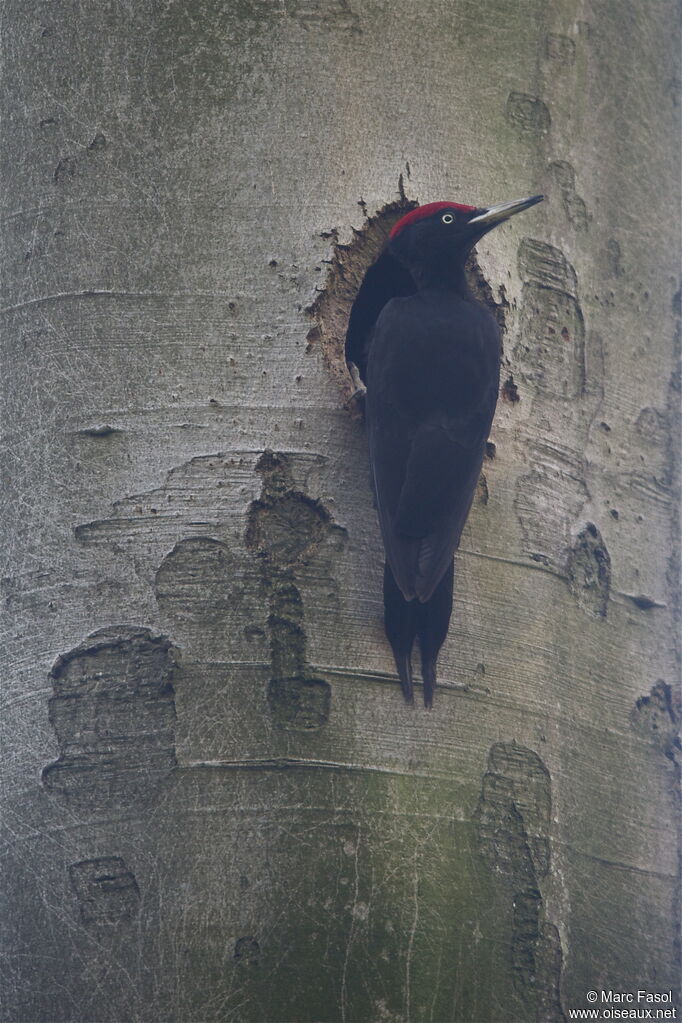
[[1, 2, 679, 1022]]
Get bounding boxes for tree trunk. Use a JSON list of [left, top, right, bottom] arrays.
[[1, 2, 679, 1021]]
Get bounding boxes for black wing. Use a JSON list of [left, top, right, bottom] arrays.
[[366, 292, 500, 602], [345, 249, 415, 383]]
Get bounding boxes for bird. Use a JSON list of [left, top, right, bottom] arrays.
[[346, 195, 543, 706]]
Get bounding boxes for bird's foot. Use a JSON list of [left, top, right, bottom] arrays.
[[345, 362, 367, 409]]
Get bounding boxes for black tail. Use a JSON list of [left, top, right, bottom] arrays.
[[417, 561, 454, 707], [383, 561, 417, 703], [383, 560, 454, 706]]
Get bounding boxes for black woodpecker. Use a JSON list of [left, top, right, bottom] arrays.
[[346, 195, 543, 706]]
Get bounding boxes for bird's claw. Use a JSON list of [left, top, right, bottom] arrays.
[[346, 362, 367, 409]]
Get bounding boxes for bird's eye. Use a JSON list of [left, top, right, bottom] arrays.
[[441, 213, 454, 224]]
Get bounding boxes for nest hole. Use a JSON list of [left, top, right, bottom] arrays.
[[307, 194, 509, 411]]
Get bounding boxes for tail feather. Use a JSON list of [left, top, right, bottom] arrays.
[[384, 559, 454, 706], [383, 561, 417, 703], [417, 560, 454, 707], [421, 660, 437, 709], [395, 652, 415, 704]]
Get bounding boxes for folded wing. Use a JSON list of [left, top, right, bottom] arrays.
[[366, 293, 499, 602]]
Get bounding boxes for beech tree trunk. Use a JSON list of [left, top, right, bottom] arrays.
[[1, 2, 679, 1021]]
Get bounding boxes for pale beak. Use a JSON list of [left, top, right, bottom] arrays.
[[468, 194, 544, 227]]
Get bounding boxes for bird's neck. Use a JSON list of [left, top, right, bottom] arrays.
[[412, 261, 471, 298]]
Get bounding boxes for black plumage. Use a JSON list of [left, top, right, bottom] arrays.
[[345, 249, 416, 383], [347, 196, 543, 705]]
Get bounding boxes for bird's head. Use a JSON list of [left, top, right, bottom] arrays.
[[387, 195, 544, 287]]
